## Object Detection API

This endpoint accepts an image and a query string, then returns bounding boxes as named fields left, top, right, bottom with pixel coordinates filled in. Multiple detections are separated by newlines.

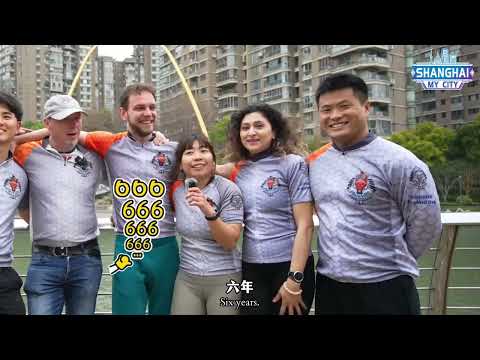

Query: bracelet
left=283, top=282, right=302, bottom=296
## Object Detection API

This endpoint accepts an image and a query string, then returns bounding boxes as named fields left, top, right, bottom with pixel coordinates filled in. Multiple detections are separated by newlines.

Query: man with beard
left=81, top=84, right=179, bottom=315
left=14, top=95, right=105, bottom=315
left=16, top=84, right=178, bottom=315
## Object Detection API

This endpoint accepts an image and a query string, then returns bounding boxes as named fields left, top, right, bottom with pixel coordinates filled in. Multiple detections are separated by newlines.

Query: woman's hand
left=272, top=279, right=307, bottom=315
left=185, top=187, right=216, bottom=217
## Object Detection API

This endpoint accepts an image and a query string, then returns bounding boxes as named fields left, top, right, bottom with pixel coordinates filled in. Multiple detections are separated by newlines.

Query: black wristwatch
left=205, top=212, right=219, bottom=221
left=288, top=271, right=304, bottom=284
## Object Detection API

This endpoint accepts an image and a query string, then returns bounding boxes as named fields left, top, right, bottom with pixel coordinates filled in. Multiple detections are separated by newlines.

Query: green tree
left=306, top=136, right=328, bottom=153
left=448, top=116, right=480, bottom=163
left=390, top=122, right=455, bottom=168
left=431, top=160, right=464, bottom=202
left=208, top=115, right=231, bottom=161
left=22, top=120, right=44, bottom=130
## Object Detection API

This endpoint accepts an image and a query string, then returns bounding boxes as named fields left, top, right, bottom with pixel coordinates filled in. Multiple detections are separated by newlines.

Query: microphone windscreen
left=184, top=177, right=198, bottom=189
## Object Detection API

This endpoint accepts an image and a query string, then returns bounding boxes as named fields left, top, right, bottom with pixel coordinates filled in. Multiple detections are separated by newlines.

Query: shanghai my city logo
left=411, top=48, right=474, bottom=90
left=346, top=171, right=376, bottom=204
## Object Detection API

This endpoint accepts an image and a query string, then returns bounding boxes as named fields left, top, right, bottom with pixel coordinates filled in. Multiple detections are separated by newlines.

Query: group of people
left=0, top=73, right=443, bottom=316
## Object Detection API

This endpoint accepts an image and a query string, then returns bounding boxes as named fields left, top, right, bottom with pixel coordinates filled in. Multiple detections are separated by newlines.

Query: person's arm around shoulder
left=216, top=162, right=235, bottom=179
left=14, top=128, right=49, bottom=146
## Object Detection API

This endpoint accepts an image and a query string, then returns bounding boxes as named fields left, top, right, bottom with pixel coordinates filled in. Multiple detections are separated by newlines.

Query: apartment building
left=0, top=45, right=98, bottom=122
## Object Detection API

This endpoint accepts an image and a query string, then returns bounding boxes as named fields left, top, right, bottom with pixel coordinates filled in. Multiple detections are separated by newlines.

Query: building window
left=422, top=101, right=436, bottom=111
left=441, top=112, right=447, bottom=118
left=302, top=63, right=312, bottom=76
left=468, top=108, right=480, bottom=115
left=303, top=95, right=313, bottom=109
left=451, top=96, right=463, bottom=104
left=251, top=79, right=261, bottom=91
left=441, top=99, right=446, bottom=105
left=451, top=110, right=464, bottom=120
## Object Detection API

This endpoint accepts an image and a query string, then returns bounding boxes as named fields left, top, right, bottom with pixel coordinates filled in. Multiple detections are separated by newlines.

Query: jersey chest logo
left=3, top=175, right=22, bottom=199
left=261, top=176, right=281, bottom=197
left=346, top=171, right=376, bottom=204
left=152, top=152, right=172, bottom=174
left=73, top=156, right=93, bottom=177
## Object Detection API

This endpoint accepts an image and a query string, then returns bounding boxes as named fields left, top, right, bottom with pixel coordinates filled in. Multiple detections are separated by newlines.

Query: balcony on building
left=330, top=45, right=391, bottom=56
left=331, top=52, right=391, bottom=74
left=368, top=119, right=392, bottom=136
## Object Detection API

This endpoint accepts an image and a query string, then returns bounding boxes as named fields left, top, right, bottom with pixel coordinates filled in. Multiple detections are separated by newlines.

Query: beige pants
left=171, top=270, right=242, bottom=315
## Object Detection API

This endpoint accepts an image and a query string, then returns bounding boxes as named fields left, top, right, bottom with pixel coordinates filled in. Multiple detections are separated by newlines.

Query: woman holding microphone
left=169, top=134, right=244, bottom=315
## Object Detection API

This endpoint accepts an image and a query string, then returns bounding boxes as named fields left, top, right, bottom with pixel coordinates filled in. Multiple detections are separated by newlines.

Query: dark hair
left=119, top=83, right=156, bottom=110
left=0, top=91, right=23, bottom=122
left=315, top=73, right=368, bottom=107
left=170, top=134, right=216, bottom=181
left=227, top=104, right=304, bottom=161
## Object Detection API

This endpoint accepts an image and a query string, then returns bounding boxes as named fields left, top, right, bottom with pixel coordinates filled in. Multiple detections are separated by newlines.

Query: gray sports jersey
left=308, top=134, right=442, bottom=283
left=14, top=139, right=105, bottom=247
left=231, top=153, right=312, bottom=263
left=84, top=132, right=177, bottom=238
left=0, top=153, right=28, bottom=267
left=172, top=176, right=243, bottom=276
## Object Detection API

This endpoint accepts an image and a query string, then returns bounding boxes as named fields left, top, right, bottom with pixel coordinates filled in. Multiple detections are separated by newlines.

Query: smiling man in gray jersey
left=308, top=74, right=442, bottom=314
left=0, top=91, right=28, bottom=315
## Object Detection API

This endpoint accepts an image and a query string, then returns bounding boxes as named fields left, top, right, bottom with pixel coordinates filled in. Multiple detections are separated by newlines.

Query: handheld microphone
left=185, top=177, right=198, bottom=189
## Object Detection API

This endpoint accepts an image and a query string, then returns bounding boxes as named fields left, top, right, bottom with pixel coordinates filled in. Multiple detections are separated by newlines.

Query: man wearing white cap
left=14, top=95, right=107, bottom=315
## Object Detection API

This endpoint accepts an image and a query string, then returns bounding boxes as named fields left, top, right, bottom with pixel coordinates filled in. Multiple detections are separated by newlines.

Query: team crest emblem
left=3, top=175, right=22, bottom=199
left=152, top=152, right=172, bottom=174
left=230, top=194, right=243, bottom=210
left=261, top=176, right=280, bottom=196
left=346, top=171, right=376, bottom=204
left=73, top=156, right=93, bottom=177
left=409, top=167, right=427, bottom=190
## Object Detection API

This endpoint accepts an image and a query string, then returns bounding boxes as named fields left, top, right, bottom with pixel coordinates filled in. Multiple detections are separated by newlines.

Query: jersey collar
left=332, top=131, right=377, bottom=152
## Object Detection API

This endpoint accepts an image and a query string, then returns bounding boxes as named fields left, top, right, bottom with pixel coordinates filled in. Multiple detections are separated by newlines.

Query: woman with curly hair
left=219, top=104, right=315, bottom=315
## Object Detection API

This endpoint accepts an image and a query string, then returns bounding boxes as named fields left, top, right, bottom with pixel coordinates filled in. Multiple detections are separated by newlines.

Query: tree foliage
left=448, top=116, right=480, bottom=163
left=208, top=115, right=231, bottom=161
left=390, top=122, right=455, bottom=168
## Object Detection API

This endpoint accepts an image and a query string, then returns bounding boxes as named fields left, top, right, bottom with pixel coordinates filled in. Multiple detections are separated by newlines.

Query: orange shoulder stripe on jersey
left=228, top=160, right=247, bottom=183
left=306, top=143, right=333, bottom=164
left=14, top=140, right=42, bottom=167
left=84, top=131, right=127, bottom=158
left=169, top=180, right=184, bottom=212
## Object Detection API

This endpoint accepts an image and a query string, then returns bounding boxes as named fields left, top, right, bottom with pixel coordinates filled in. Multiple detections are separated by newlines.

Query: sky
left=97, top=45, right=134, bottom=61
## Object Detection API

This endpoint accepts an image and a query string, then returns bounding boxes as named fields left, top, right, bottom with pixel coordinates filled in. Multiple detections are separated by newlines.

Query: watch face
left=294, top=272, right=304, bottom=282
left=290, top=271, right=304, bottom=282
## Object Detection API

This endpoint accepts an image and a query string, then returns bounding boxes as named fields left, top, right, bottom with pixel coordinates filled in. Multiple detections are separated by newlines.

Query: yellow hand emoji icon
left=116, top=254, right=133, bottom=270
left=108, top=253, right=133, bottom=275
